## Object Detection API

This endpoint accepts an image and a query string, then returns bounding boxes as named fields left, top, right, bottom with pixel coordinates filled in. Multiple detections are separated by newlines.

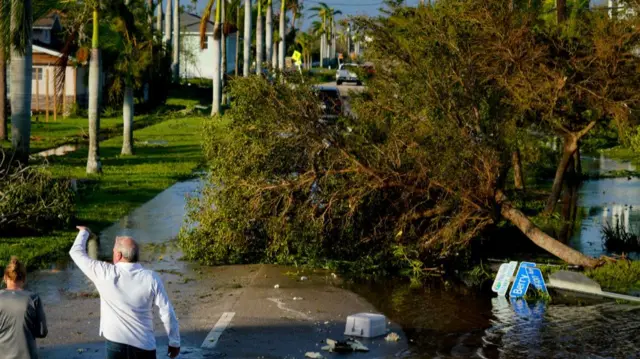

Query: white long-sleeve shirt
left=69, top=230, right=180, bottom=350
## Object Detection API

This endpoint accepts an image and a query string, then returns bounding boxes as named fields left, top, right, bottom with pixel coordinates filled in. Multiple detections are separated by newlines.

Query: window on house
left=203, top=38, right=209, bottom=50
left=32, top=67, right=44, bottom=81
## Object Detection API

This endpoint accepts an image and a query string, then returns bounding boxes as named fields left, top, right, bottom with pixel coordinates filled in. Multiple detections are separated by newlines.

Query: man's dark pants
left=106, top=340, right=156, bottom=359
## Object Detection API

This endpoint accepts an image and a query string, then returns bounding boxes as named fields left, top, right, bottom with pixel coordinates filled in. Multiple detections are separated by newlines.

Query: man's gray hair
left=115, top=236, right=139, bottom=263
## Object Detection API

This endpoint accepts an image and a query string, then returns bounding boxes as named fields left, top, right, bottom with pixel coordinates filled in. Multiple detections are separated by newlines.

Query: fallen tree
left=180, top=0, right=640, bottom=271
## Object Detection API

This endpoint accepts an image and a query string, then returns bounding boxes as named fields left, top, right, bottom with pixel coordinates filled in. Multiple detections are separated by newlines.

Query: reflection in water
left=349, top=280, right=640, bottom=359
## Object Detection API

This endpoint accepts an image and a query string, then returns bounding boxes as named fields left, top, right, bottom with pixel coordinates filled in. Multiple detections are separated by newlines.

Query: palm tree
left=272, top=28, right=278, bottom=68
left=310, top=20, right=323, bottom=68
left=0, top=0, right=7, bottom=142
left=233, top=0, right=241, bottom=75
left=295, top=32, right=313, bottom=69
left=220, top=0, right=227, bottom=104
left=256, top=0, right=263, bottom=74
left=243, top=0, right=251, bottom=76
left=201, top=0, right=222, bottom=114
left=163, top=0, right=172, bottom=46
left=328, top=7, right=341, bottom=60
left=6, top=0, right=33, bottom=163
left=309, top=2, right=329, bottom=68
left=287, top=0, right=302, bottom=29
left=278, top=0, right=285, bottom=69
left=156, top=0, right=162, bottom=38
left=87, top=1, right=103, bottom=173
left=171, top=0, right=180, bottom=82
left=265, top=0, right=272, bottom=68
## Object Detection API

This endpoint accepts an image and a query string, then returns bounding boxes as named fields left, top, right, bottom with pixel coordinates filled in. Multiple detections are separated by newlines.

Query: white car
left=336, top=64, right=362, bottom=86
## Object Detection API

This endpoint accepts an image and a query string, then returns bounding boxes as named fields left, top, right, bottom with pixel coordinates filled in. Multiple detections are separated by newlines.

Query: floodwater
left=348, top=279, right=640, bottom=359
left=570, top=154, right=640, bottom=259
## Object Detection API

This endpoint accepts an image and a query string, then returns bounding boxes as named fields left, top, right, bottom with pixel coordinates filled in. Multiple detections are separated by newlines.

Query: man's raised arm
left=69, top=226, right=113, bottom=282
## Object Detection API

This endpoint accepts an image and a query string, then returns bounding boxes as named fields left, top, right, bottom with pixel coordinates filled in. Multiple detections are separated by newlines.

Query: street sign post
left=525, top=267, right=548, bottom=293
left=492, top=261, right=518, bottom=296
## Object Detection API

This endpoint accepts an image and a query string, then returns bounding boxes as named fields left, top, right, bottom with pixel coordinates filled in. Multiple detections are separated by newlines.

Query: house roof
left=34, top=11, right=62, bottom=30
left=182, top=12, right=214, bottom=34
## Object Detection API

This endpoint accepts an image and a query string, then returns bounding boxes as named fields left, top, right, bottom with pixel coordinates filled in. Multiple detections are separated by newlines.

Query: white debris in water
left=385, top=332, right=401, bottom=342
left=331, top=273, right=338, bottom=279
left=274, top=284, right=280, bottom=289
left=293, top=297, right=304, bottom=301
left=300, top=276, right=309, bottom=281
left=305, top=352, right=324, bottom=359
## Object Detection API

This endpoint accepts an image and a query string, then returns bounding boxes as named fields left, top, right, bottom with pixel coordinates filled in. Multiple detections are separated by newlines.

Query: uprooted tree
left=180, top=0, right=640, bottom=271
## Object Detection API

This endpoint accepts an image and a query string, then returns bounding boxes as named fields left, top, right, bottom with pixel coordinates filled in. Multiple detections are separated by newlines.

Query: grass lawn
left=0, top=115, right=211, bottom=269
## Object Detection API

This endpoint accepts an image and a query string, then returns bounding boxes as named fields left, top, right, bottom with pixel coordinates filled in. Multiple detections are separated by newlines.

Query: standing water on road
left=28, top=179, right=202, bottom=303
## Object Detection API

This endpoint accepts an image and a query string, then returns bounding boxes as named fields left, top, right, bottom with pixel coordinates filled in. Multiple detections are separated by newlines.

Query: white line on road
left=201, top=312, right=236, bottom=349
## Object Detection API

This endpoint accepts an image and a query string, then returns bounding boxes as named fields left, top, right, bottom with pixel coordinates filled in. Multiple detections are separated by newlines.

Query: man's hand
left=76, top=226, right=91, bottom=234
left=167, top=346, right=180, bottom=358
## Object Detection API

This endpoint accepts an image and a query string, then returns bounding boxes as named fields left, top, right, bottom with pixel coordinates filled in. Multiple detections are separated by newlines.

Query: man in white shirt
left=70, top=226, right=180, bottom=359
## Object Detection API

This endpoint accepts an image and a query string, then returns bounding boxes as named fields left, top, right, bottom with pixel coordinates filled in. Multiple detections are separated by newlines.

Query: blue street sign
left=509, top=262, right=536, bottom=298
left=525, top=267, right=548, bottom=294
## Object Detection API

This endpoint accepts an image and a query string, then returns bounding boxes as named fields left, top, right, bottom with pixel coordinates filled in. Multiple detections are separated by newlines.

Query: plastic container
left=344, top=313, right=387, bottom=338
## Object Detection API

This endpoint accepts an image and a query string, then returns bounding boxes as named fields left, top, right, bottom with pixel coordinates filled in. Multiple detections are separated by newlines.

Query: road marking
left=201, top=312, right=235, bottom=349
left=267, top=298, right=313, bottom=320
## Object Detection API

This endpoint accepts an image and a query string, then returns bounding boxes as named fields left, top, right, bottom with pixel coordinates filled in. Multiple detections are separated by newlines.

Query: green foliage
left=629, top=126, right=640, bottom=154
left=0, top=151, right=75, bottom=237
left=586, top=260, right=640, bottom=294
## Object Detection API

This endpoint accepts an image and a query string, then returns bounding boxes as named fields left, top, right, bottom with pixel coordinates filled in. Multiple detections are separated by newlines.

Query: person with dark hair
left=0, top=256, right=48, bottom=359
left=70, top=226, right=180, bottom=359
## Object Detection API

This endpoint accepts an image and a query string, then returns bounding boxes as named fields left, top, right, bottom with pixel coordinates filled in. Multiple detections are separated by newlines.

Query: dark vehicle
left=313, top=85, right=343, bottom=120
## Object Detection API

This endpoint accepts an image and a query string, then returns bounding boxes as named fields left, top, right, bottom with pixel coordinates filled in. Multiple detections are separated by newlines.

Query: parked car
left=313, top=85, right=343, bottom=120
left=336, top=63, right=362, bottom=86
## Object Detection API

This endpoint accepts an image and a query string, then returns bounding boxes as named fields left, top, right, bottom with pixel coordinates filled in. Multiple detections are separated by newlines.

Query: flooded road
left=349, top=279, right=640, bottom=359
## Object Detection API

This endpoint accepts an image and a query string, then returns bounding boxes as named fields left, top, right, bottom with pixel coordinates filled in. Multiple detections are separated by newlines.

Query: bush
left=0, top=151, right=75, bottom=237
left=628, top=126, right=640, bottom=154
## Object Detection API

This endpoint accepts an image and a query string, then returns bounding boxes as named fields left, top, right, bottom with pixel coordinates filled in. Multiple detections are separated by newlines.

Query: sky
left=185, top=0, right=612, bottom=30
left=186, top=0, right=422, bottom=30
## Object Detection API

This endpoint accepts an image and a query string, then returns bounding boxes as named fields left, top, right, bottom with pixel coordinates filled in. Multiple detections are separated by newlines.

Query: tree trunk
left=163, top=0, right=172, bottom=47
left=243, top=0, right=252, bottom=77
left=544, top=135, right=578, bottom=214
left=171, top=0, right=180, bottom=82
left=87, top=46, right=102, bottom=174
left=272, top=41, right=278, bottom=68
left=256, top=2, right=263, bottom=75
left=121, top=85, right=134, bottom=155
left=574, top=143, right=582, bottom=177
left=496, top=190, right=600, bottom=268
left=0, top=39, right=6, bottom=141
left=320, top=34, right=324, bottom=68
left=220, top=0, right=227, bottom=105
left=235, top=5, right=240, bottom=76
left=278, top=0, right=286, bottom=70
left=266, top=1, right=273, bottom=69
left=10, top=0, right=33, bottom=163
left=212, top=2, right=222, bottom=116
left=156, top=0, right=163, bottom=39
left=512, top=149, right=524, bottom=191
left=557, top=0, right=567, bottom=23
left=147, top=0, right=154, bottom=26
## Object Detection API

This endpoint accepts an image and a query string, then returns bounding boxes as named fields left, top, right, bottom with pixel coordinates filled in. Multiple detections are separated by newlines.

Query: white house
left=179, top=12, right=238, bottom=79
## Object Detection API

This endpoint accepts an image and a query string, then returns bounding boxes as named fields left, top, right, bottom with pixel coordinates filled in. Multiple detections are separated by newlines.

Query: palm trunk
left=496, top=190, right=600, bottom=268
left=156, top=0, right=163, bottom=38
left=121, top=86, right=134, bottom=155
left=320, top=35, right=324, bottom=68
left=278, top=0, right=285, bottom=70
left=171, top=0, right=180, bottom=82
left=10, top=0, right=33, bottom=163
left=164, top=0, right=172, bottom=46
left=235, top=5, right=240, bottom=76
left=272, top=40, right=278, bottom=68
left=266, top=1, right=273, bottom=69
left=87, top=10, right=102, bottom=174
left=212, top=0, right=222, bottom=116
left=220, top=0, right=227, bottom=105
left=147, top=0, right=154, bottom=26
left=243, top=0, right=252, bottom=77
left=0, top=37, right=6, bottom=141
left=256, top=1, right=263, bottom=74
left=557, top=0, right=567, bottom=23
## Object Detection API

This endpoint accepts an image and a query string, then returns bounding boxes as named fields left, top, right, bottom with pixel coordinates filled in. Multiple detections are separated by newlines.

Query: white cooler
left=344, top=313, right=387, bottom=338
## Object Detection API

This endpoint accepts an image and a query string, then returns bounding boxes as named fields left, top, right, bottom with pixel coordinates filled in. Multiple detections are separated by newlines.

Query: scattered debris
left=321, top=338, right=369, bottom=353
left=385, top=332, right=401, bottom=342
left=293, top=297, right=304, bottom=301
left=331, top=273, right=338, bottom=279
left=305, top=352, right=324, bottom=359
left=324, top=321, right=330, bottom=325
left=274, top=284, right=280, bottom=289
left=77, top=348, right=86, bottom=354
left=300, top=276, right=309, bottom=281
